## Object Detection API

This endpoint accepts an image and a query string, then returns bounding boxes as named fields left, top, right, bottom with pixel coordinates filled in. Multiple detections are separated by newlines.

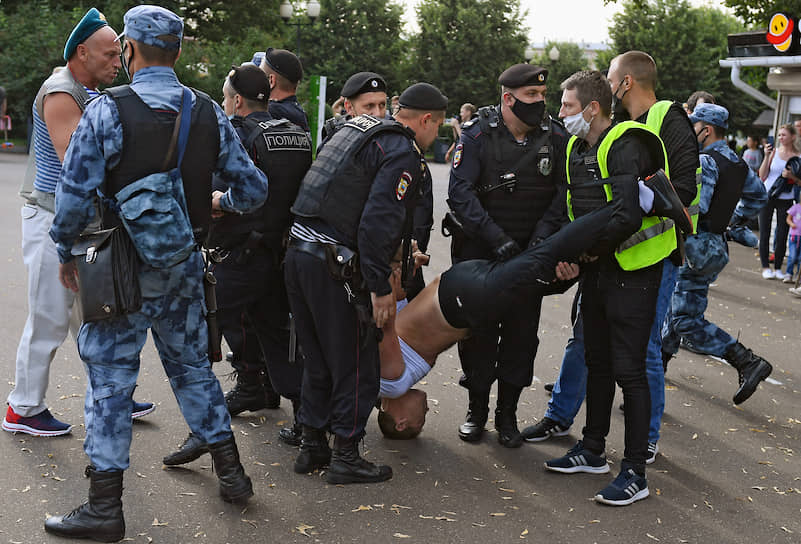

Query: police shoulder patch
left=453, top=143, right=463, bottom=168
left=396, top=171, right=412, bottom=201
left=345, top=114, right=381, bottom=132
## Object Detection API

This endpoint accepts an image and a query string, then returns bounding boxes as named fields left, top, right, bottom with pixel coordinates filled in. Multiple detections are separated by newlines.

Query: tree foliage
left=301, top=0, right=409, bottom=102
left=722, top=0, right=801, bottom=28
left=414, top=0, right=527, bottom=115
left=599, top=0, right=766, bottom=135
left=529, top=42, right=591, bottom=118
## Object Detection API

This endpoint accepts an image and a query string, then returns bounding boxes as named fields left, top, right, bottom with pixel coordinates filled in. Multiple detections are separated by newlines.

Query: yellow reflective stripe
left=645, top=100, right=673, bottom=135
left=566, top=135, right=577, bottom=221
left=618, top=217, right=675, bottom=252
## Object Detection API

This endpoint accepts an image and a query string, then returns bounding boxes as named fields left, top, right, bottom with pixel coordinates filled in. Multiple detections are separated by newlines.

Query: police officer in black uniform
left=285, top=83, right=446, bottom=485
left=321, top=71, right=388, bottom=141
left=260, top=47, right=309, bottom=132
left=447, top=64, right=568, bottom=448
left=163, top=64, right=312, bottom=465
left=322, top=72, right=434, bottom=299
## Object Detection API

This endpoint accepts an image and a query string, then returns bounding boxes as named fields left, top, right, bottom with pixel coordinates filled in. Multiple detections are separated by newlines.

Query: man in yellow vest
left=544, top=70, right=690, bottom=506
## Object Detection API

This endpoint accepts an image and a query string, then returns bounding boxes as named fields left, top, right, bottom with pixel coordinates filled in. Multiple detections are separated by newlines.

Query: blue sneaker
left=545, top=440, right=610, bottom=474
left=2, top=406, right=72, bottom=437
left=132, top=400, right=155, bottom=419
left=595, top=468, right=650, bottom=506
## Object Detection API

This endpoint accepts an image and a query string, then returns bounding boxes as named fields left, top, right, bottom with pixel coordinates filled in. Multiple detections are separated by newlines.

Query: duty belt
left=287, top=237, right=328, bottom=261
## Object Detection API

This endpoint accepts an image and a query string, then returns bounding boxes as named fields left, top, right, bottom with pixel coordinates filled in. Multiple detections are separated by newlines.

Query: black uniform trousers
left=580, top=258, right=661, bottom=474
left=283, top=247, right=380, bottom=438
left=455, top=240, right=542, bottom=392
left=213, top=246, right=302, bottom=402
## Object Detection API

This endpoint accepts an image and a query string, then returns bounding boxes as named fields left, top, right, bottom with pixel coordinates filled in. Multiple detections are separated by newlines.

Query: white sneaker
left=763, top=269, right=775, bottom=279
left=789, top=286, right=801, bottom=298
left=782, top=273, right=794, bottom=283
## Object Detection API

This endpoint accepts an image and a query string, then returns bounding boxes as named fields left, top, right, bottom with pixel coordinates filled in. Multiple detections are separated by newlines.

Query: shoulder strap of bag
left=160, top=87, right=193, bottom=171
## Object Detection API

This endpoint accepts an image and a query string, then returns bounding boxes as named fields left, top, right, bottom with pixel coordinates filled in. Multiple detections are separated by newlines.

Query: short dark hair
left=614, top=51, right=657, bottom=91
left=377, top=409, right=422, bottom=440
left=561, top=70, right=612, bottom=117
left=132, top=39, right=179, bottom=66
left=686, top=91, right=715, bottom=112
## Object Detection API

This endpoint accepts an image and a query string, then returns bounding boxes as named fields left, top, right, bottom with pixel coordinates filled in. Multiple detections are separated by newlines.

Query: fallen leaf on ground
left=490, top=512, right=506, bottom=517
left=352, top=505, right=373, bottom=512
left=296, top=523, right=314, bottom=537
left=151, top=519, right=168, bottom=527
left=393, top=533, right=411, bottom=538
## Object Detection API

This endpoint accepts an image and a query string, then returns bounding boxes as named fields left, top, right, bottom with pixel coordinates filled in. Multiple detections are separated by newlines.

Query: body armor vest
left=104, top=86, right=219, bottom=239
left=212, top=116, right=311, bottom=248
left=292, top=114, right=416, bottom=244
left=474, top=105, right=559, bottom=244
left=566, top=121, right=676, bottom=271
left=701, top=149, right=748, bottom=234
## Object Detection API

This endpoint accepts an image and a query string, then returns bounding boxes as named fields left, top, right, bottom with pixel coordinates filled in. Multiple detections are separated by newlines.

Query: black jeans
left=581, top=259, right=661, bottom=475
left=759, top=198, right=793, bottom=270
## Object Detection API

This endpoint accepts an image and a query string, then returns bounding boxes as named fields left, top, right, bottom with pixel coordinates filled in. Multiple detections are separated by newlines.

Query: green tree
left=598, top=0, right=765, bottom=134
left=301, top=0, right=409, bottom=102
left=529, top=42, right=591, bottom=118
left=414, top=0, right=527, bottom=115
left=722, top=0, right=801, bottom=28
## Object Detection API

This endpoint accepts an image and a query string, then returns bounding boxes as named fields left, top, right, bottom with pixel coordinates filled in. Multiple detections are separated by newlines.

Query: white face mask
left=564, top=105, right=593, bottom=139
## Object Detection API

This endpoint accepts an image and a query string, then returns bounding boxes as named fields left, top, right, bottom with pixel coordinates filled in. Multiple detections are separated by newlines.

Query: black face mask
left=695, top=126, right=709, bottom=150
left=611, top=79, right=628, bottom=120
left=121, top=42, right=133, bottom=82
left=511, top=95, right=546, bottom=127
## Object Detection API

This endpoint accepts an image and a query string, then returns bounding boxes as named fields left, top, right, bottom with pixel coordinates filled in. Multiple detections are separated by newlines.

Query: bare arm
left=758, top=146, right=774, bottom=181
left=43, top=92, right=84, bottom=162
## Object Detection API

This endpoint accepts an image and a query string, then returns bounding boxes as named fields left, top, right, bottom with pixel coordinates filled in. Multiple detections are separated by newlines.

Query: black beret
left=264, top=48, right=303, bottom=84
left=398, top=82, right=448, bottom=111
left=498, top=64, right=548, bottom=88
left=341, top=72, right=386, bottom=98
left=228, top=64, right=270, bottom=102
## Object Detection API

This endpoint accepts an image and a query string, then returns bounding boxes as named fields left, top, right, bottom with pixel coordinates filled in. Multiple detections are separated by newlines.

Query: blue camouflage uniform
left=661, top=140, right=766, bottom=358
left=50, top=66, right=268, bottom=472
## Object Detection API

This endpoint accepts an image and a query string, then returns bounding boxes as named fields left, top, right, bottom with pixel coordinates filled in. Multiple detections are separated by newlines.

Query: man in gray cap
left=286, top=82, right=446, bottom=485
left=4, top=7, right=155, bottom=441
left=446, top=63, right=569, bottom=448
left=260, top=47, right=309, bottom=131
left=662, top=103, right=771, bottom=404
left=45, top=5, right=267, bottom=541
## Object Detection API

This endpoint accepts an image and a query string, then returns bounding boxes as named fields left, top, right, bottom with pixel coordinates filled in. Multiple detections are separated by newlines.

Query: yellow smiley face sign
left=767, top=13, right=795, bottom=52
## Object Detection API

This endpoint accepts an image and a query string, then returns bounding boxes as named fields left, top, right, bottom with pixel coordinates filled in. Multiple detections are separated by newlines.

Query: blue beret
left=63, top=8, right=109, bottom=61
left=689, top=103, right=729, bottom=129
left=122, top=5, right=183, bottom=50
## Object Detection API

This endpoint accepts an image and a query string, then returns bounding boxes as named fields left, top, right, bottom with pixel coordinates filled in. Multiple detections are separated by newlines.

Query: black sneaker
left=545, top=440, right=610, bottom=474
left=521, top=417, right=570, bottom=442
left=595, top=468, right=649, bottom=506
left=646, top=442, right=658, bottom=465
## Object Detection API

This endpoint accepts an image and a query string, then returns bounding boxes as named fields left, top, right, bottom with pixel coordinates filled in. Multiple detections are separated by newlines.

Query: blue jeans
left=78, top=294, right=232, bottom=471
left=545, top=260, right=673, bottom=443
left=786, top=235, right=801, bottom=277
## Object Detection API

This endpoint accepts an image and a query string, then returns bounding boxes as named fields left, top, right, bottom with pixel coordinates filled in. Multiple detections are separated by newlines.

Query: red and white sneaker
left=2, top=406, right=72, bottom=436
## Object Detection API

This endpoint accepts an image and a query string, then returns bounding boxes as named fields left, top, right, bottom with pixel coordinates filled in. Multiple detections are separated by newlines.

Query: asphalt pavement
left=0, top=152, right=798, bottom=544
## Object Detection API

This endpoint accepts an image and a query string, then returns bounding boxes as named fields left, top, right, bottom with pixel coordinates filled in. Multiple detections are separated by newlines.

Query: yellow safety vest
left=645, top=100, right=701, bottom=233
left=566, top=121, right=676, bottom=271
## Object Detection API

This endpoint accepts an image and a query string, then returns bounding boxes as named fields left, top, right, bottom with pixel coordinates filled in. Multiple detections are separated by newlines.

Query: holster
left=203, top=269, right=222, bottom=362
left=442, top=207, right=466, bottom=261
left=234, top=230, right=264, bottom=265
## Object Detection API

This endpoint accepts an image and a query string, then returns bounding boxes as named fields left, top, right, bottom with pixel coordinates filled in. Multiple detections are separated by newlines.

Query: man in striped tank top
left=3, top=8, right=153, bottom=438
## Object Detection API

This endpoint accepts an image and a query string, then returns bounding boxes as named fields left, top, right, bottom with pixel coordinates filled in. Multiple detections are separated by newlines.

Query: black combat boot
left=207, top=437, right=253, bottom=503
left=225, top=372, right=267, bottom=415
left=325, top=434, right=393, bottom=485
left=644, top=169, right=694, bottom=235
left=458, top=389, right=490, bottom=442
left=279, top=399, right=302, bottom=446
left=263, top=377, right=281, bottom=409
left=724, top=342, right=773, bottom=405
left=162, top=432, right=209, bottom=466
left=495, top=381, right=524, bottom=448
left=294, top=425, right=331, bottom=473
left=44, top=466, right=125, bottom=542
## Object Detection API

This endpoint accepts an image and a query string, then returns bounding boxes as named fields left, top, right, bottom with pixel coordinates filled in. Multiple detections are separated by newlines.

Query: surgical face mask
left=511, top=95, right=546, bottom=127
left=611, top=79, right=628, bottom=119
left=564, top=105, right=593, bottom=139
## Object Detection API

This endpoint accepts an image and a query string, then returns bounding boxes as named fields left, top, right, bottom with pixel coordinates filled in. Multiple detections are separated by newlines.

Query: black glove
left=493, top=237, right=521, bottom=262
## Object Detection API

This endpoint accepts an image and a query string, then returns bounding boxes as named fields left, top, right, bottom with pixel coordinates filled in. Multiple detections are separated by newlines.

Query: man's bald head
left=610, top=50, right=657, bottom=92
left=72, top=26, right=121, bottom=87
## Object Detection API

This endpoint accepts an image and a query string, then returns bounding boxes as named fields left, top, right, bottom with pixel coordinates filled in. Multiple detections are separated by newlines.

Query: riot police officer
left=447, top=64, right=568, bottom=448
left=163, top=64, right=312, bottom=465
left=260, top=47, right=309, bottom=131
left=322, top=71, right=388, bottom=141
left=285, top=83, right=446, bottom=485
